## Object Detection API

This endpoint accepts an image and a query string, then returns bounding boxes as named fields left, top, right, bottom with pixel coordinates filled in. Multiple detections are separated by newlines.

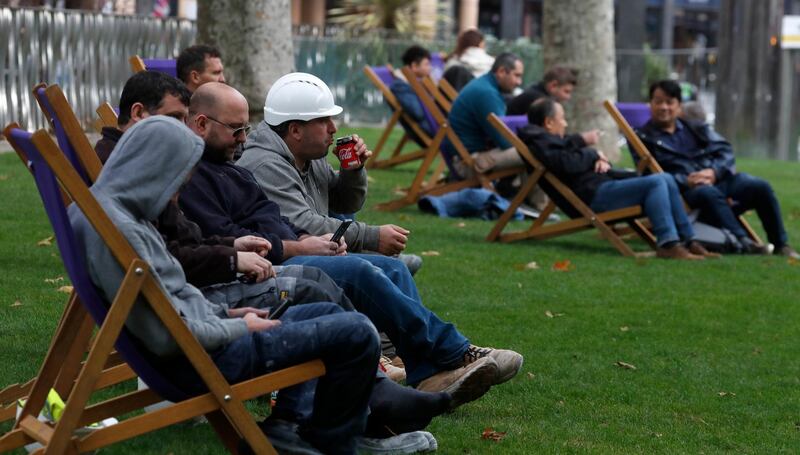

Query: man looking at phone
left=179, top=82, right=524, bottom=410
left=237, top=72, right=422, bottom=274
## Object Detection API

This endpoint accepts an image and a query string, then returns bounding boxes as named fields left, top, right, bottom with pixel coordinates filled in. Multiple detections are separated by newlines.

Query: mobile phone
left=330, top=219, right=353, bottom=243
left=268, top=298, right=294, bottom=320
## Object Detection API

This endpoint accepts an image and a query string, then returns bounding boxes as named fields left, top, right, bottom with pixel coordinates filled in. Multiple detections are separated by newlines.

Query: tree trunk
left=542, top=0, right=619, bottom=160
left=198, top=0, right=294, bottom=122
left=716, top=0, right=784, bottom=159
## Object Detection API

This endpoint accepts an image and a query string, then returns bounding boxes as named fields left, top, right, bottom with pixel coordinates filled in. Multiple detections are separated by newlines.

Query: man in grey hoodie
left=237, top=72, right=422, bottom=274
left=68, top=115, right=381, bottom=454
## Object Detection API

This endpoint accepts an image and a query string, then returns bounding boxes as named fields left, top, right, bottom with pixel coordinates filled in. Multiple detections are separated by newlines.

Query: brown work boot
left=379, top=355, right=406, bottom=383
left=416, top=357, right=498, bottom=410
left=462, top=345, right=524, bottom=385
left=687, top=241, right=722, bottom=259
left=656, top=243, right=704, bottom=260
left=776, top=244, right=800, bottom=260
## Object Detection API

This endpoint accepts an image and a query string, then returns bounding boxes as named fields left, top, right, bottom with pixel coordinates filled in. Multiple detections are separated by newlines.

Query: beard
left=202, top=142, right=234, bottom=163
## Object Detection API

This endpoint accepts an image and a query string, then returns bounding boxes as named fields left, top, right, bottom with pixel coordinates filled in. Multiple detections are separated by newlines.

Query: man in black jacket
left=636, top=80, right=798, bottom=258
left=519, top=98, right=718, bottom=260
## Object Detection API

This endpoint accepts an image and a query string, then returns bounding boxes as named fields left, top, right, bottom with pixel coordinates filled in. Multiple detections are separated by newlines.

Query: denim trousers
left=683, top=172, right=787, bottom=247
left=285, top=253, right=469, bottom=385
left=166, top=302, right=380, bottom=455
left=590, top=173, right=694, bottom=247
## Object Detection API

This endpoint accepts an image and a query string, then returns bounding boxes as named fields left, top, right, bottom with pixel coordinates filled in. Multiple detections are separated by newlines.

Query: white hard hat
left=264, top=72, right=343, bottom=125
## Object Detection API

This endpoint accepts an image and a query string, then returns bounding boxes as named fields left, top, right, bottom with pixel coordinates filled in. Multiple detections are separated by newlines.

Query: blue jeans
left=164, top=303, right=380, bottom=455
left=684, top=172, right=788, bottom=247
left=590, top=173, right=694, bottom=247
left=285, top=254, right=469, bottom=385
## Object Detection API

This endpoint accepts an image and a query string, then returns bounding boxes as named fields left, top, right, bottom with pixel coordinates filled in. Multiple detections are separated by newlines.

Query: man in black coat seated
left=517, top=98, right=718, bottom=260
left=635, top=79, right=799, bottom=259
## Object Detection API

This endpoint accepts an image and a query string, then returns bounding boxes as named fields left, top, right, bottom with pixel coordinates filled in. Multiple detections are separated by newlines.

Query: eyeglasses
left=204, top=114, right=251, bottom=138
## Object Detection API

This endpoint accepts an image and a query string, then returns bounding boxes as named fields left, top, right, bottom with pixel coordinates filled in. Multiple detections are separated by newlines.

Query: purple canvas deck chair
left=129, top=55, right=177, bottom=78
left=0, top=127, right=324, bottom=454
left=363, top=64, right=432, bottom=169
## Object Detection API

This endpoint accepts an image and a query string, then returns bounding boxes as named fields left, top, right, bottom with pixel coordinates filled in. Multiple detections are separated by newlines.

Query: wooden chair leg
left=487, top=168, right=544, bottom=242
left=628, top=219, right=657, bottom=249
left=207, top=410, right=245, bottom=454
left=367, top=110, right=401, bottom=169
left=389, top=134, right=408, bottom=159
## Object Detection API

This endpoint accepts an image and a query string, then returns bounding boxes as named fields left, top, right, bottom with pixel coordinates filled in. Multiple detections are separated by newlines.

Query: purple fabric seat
left=499, top=115, right=528, bottom=134
left=371, top=65, right=395, bottom=87
left=616, top=102, right=651, bottom=128
left=143, top=58, right=177, bottom=78
left=9, top=128, right=190, bottom=403
left=429, top=52, right=444, bottom=81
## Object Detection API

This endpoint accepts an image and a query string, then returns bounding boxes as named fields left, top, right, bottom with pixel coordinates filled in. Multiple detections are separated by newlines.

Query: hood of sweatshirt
left=96, top=116, right=204, bottom=221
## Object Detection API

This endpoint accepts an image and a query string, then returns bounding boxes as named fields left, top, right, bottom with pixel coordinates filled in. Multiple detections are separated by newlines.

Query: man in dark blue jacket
left=635, top=80, right=798, bottom=258
left=389, top=45, right=435, bottom=141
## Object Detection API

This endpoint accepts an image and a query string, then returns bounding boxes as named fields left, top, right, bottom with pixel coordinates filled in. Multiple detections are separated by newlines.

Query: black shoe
left=738, top=237, right=770, bottom=255
left=239, top=418, right=322, bottom=455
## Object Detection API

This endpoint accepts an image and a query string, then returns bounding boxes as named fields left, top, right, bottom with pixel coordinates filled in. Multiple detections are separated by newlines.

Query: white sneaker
left=358, top=430, right=436, bottom=453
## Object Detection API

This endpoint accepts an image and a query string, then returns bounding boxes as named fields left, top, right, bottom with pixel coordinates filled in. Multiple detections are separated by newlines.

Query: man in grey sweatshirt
left=68, top=115, right=380, bottom=454
left=237, top=72, right=422, bottom=274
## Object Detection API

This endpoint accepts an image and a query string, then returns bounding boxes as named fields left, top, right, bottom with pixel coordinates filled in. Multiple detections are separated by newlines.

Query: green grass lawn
left=1, top=126, right=799, bottom=454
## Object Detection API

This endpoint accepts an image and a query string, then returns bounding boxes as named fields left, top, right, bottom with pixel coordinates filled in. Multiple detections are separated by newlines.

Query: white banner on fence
left=781, top=16, right=800, bottom=49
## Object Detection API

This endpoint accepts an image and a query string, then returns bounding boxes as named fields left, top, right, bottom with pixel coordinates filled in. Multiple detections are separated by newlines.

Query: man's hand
left=687, top=168, right=716, bottom=188
left=234, top=235, right=271, bottom=256
left=237, top=252, right=275, bottom=282
left=228, top=307, right=270, bottom=318
left=299, top=234, right=340, bottom=256
left=243, top=311, right=281, bottom=332
left=594, top=159, right=611, bottom=173
left=581, top=129, right=602, bottom=146
left=351, top=134, right=373, bottom=167
left=378, top=224, right=409, bottom=256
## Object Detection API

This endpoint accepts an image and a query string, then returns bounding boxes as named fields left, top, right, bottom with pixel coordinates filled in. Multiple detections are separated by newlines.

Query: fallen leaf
left=57, top=285, right=74, bottom=294
left=788, top=257, right=799, bottom=266
left=551, top=259, right=575, bottom=272
left=0, top=174, right=8, bottom=181
left=652, top=432, right=663, bottom=438
left=545, top=310, right=564, bottom=318
left=527, top=372, right=535, bottom=379
left=455, top=222, right=466, bottom=228
left=398, top=214, right=412, bottom=221
left=37, top=235, right=54, bottom=247
left=421, top=251, right=440, bottom=256
left=481, top=427, right=507, bottom=442
left=366, top=176, right=375, bottom=183
left=514, top=261, right=540, bottom=271
left=392, top=187, right=407, bottom=196
left=517, top=282, right=522, bottom=289
left=615, top=361, right=637, bottom=370
left=752, top=347, right=762, bottom=355
left=44, top=276, right=64, bottom=284
left=620, top=326, right=630, bottom=332
left=718, top=391, right=736, bottom=397
left=11, top=300, right=22, bottom=307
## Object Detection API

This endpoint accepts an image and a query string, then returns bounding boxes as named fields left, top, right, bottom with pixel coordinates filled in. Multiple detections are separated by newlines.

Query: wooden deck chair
left=0, top=127, right=325, bottom=454
left=96, top=102, right=118, bottom=129
left=0, top=123, right=133, bottom=426
left=603, top=100, right=764, bottom=245
left=375, top=66, right=525, bottom=211
left=129, top=55, right=178, bottom=77
left=363, top=65, right=432, bottom=169
left=32, top=83, right=103, bottom=184
left=484, top=113, right=656, bottom=257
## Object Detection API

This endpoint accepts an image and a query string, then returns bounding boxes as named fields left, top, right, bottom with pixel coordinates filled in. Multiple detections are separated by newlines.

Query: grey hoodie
left=237, top=121, right=380, bottom=252
left=69, top=116, right=248, bottom=357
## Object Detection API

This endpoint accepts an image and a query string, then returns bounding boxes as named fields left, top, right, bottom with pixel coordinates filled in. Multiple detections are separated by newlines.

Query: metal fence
left=1, top=7, right=195, bottom=130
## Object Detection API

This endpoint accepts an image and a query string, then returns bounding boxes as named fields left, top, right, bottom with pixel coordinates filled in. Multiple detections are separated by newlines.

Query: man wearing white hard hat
left=237, top=72, right=422, bottom=275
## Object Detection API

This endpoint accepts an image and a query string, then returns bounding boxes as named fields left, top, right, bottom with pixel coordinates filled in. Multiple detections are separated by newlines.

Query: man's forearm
left=281, top=240, right=303, bottom=260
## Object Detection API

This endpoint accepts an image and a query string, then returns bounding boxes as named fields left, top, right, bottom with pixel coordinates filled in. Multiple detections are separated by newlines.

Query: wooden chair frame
left=363, top=64, right=432, bottom=169
left=95, top=102, right=118, bottom=129
left=375, top=66, right=525, bottom=211
left=0, top=128, right=324, bottom=454
left=0, top=121, right=133, bottom=426
left=603, top=100, right=763, bottom=245
left=129, top=55, right=146, bottom=73
left=484, top=113, right=656, bottom=257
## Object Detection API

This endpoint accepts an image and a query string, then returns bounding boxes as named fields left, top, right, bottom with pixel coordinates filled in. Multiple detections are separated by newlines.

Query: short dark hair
left=177, top=44, right=222, bottom=84
left=649, top=79, right=682, bottom=102
left=527, top=97, right=558, bottom=127
left=491, top=52, right=521, bottom=73
left=401, top=45, right=431, bottom=66
left=543, top=66, right=578, bottom=86
left=117, top=71, right=191, bottom=126
left=268, top=119, right=309, bottom=139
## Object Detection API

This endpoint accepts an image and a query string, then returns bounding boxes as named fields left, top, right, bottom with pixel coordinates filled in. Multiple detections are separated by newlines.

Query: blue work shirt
left=443, top=73, right=512, bottom=158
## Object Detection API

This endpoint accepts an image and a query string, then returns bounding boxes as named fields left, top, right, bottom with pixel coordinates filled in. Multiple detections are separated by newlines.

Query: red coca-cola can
left=335, top=136, right=361, bottom=170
